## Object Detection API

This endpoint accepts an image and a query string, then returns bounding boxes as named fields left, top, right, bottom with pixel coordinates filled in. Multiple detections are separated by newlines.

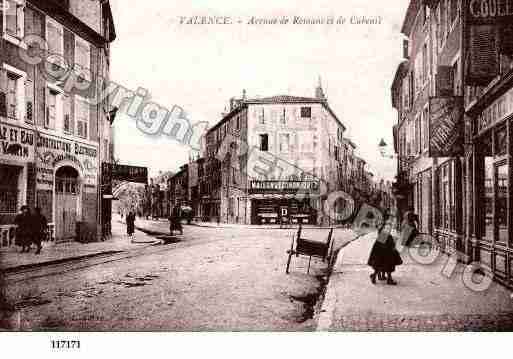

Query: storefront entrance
left=55, top=166, right=80, bottom=241
left=251, top=198, right=316, bottom=225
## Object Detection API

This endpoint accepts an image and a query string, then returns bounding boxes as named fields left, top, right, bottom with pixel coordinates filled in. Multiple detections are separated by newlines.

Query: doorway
left=55, top=166, right=80, bottom=241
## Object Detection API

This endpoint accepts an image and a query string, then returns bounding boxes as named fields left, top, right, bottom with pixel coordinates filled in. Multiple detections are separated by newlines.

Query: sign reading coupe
left=468, top=0, right=513, bottom=23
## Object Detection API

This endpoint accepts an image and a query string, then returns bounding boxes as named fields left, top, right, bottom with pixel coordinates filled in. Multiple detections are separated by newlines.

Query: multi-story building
left=392, top=0, right=513, bottom=288
left=0, top=0, right=116, bottom=245
left=199, top=85, right=356, bottom=225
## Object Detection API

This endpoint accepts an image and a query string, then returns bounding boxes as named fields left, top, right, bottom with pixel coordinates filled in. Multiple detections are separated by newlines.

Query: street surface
left=319, top=232, right=513, bottom=331
left=2, top=220, right=354, bottom=331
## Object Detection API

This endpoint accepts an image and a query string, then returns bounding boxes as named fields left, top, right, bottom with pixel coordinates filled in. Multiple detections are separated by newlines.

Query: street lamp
left=378, top=138, right=414, bottom=165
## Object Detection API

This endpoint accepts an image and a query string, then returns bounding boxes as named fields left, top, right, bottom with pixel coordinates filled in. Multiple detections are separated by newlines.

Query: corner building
left=0, top=0, right=116, bottom=245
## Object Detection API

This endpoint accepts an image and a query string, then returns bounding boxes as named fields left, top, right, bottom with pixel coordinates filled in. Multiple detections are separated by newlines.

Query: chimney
left=315, top=76, right=326, bottom=100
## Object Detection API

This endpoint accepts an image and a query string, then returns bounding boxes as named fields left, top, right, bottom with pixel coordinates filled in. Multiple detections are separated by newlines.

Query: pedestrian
left=401, top=209, right=419, bottom=247
left=171, top=205, right=183, bottom=235
left=14, top=206, right=32, bottom=253
left=126, top=210, right=135, bottom=239
left=32, top=207, right=47, bottom=255
left=368, top=211, right=403, bottom=285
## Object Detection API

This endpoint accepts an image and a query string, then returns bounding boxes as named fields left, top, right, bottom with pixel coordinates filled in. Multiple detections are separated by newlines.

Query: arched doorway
left=55, top=166, right=80, bottom=241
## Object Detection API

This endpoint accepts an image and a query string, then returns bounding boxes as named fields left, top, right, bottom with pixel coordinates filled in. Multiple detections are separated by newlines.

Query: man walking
left=32, top=207, right=47, bottom=255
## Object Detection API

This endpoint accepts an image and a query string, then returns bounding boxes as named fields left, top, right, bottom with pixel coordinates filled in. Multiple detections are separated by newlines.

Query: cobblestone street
left=2, top=222, right=354, bottom=331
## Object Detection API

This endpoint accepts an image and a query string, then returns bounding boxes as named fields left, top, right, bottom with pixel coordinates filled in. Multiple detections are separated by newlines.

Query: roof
left=209, top=94, right=346, bottom=133
left=343, top=138, right=357, bottom=149
left=400, top=0, right=421, bottom=36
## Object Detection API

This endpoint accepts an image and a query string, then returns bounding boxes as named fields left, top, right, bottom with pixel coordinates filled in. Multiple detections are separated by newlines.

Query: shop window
left=437, top=161, right=455, bottom=231
left=0, top=165, right=20, bottom=214
left=496, top=164, right=508, bottom=243
left=495, top=127, right=507, bottom=156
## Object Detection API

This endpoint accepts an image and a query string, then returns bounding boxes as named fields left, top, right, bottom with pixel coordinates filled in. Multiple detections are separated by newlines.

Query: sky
left=109, top=0, right=410, bottom=180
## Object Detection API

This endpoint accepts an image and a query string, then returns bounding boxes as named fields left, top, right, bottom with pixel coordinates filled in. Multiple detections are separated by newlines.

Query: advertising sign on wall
left=0, top=123, right=35, bottom=163
left=429, top=97, right=464, bottom=158
left=36, top=134, right=98, bottom=190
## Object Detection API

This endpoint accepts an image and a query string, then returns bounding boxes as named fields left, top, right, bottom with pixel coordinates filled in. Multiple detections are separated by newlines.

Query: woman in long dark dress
left=368, top=213, right=403, bottom=285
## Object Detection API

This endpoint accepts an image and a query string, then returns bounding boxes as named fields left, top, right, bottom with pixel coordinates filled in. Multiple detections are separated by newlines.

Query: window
left=259, top=108, right=265, bottom=124
left=46, top=17, right=64, bottom=55
left=422, top=43, right=428, bottom=85
left=452, top=59, right=460, bottom=95
left=76, top=97, right=89, bottom=138
left=75, top=36, right=91, bottom=81
left=280, top=108, right=286, bottom=124
left=4, top=65, right=26, bottom=121
left=422, top=106, right=429, bottom=151
left=279, top=133, right=290, bottom=152
left=301, top=107, right=311, bottom=119
left=3, top=0, right=24, bottom=40
left=259, top=134, right=269, bottom=151
left=46, top=89, right=57, bottom=128
left=6, top=72, right=19, bottom=119
left=437, top=161, right=455, bottom=231
left=449, top=0, right=458, bottom=26
left=236, top=115, right=240, bottom=130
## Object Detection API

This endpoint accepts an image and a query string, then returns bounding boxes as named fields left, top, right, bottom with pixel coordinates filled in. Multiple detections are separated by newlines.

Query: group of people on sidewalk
left=14, top=206, right=48, bottom=255
left=367, top=209, right=419, bottom=286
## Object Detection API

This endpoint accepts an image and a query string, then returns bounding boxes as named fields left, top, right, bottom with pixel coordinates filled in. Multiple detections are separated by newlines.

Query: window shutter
left=436, top=66, right=454, bottom=96
left=467, top=25, right=499, bottom=86
left=0, top=70, right=7, bottom=117
left=64, top=95, right=73, bottom=134
left=25, top=79, right=33, bottom=122
left=500, top=24, right=513, bottom=56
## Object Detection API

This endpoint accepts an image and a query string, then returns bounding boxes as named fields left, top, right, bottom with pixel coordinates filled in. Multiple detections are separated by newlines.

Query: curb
left=1, top=250, right=124, bottom=274
left=316, top=231, right=373, bottom=331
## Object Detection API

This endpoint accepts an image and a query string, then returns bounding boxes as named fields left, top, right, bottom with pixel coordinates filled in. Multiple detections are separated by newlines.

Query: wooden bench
left=285, top=225, right=334, bottom=274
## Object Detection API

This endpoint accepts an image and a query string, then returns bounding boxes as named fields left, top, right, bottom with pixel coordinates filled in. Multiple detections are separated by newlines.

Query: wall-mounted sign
left=429, top=96, right=464, bottom=157
left=466, top=1, right=513, bottom=85
left=111, top=164, right=148, bottom=184
left=477, top=85, right=513, bottom=133
left=0, top=123, right=35, bottom=163
left=249, top=180, right=320, bottom=194
left=467, top=0, right=513, bottom=24
left=36, top=133, right=98, bottom=190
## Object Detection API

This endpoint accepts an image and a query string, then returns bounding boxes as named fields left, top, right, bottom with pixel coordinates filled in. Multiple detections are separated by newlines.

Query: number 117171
left=51, top=340, right=80, bottom=349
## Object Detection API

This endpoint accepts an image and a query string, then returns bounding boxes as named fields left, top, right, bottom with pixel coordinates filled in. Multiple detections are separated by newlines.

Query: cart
left=285, top=225, right=335, bottom=274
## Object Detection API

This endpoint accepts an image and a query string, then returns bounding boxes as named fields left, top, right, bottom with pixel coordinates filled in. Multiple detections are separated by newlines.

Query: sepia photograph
left=1, top=0, right=513, bottom=351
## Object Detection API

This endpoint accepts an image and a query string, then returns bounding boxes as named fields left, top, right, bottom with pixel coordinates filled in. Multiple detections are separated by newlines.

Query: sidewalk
left=189, top=221, right=348, bottom=230
left=0, top=220, right=156, bottom=272
left=317, top=231, right=513, bottom=331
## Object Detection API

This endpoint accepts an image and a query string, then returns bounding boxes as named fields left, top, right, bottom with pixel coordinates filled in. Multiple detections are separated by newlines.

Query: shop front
left=248, top=180, right=320, bottom=225
left=468, top=78, right=513, bottom=289
left=0, top=121, right=36, bottom=248
left=35, top=133, right=99, bottom=242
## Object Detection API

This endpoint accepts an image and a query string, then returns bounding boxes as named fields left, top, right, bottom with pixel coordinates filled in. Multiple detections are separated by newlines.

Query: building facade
left=169, top=85, right=373, bottom=225
left=0, top=0, right=116, bottom=245
left=392, top=0, right=513, bottom=288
